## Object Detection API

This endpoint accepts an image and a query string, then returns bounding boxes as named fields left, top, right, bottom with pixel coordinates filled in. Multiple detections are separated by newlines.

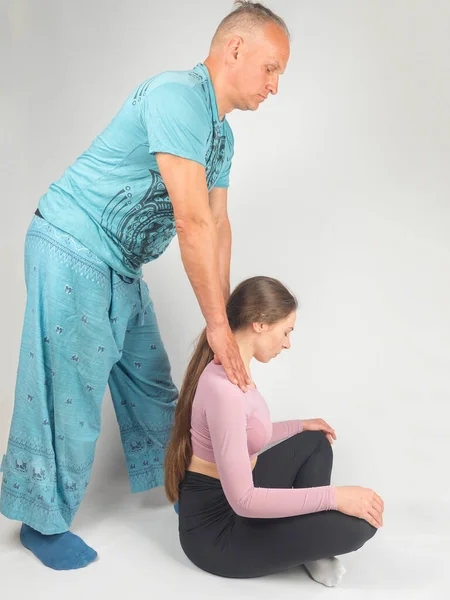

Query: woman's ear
left=252, top=321, right=265, bottom=334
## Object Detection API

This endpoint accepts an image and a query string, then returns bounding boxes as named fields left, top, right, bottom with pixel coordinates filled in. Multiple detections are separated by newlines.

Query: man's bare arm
left=156, top=153, right=249, bottom=390
left=209, top=186, right=231, bottom=302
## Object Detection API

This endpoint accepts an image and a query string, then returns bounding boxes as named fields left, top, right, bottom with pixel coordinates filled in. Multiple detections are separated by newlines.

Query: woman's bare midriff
left=187, top=454, right=258, bottom=479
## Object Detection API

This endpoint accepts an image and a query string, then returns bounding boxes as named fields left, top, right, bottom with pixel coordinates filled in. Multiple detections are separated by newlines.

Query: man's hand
left=206, top=323, right=251, bottom=392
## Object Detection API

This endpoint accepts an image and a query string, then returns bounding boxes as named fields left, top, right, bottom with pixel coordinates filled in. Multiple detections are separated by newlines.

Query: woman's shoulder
left=197, top=361, right=259, bottom=400
left=192, top=361, right=230, bottom=412
left=198, top=360, right=231, bottom=389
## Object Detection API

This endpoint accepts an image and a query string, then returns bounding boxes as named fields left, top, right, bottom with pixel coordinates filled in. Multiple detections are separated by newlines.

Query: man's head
left=205, top=1, right=290, bottom=113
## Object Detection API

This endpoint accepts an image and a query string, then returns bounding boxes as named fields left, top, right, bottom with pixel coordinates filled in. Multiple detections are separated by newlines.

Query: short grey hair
left=211, top=1, right=290, bottom=47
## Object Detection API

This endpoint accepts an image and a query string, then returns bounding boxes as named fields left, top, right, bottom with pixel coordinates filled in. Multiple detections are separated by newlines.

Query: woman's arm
left=270, top=419, right=304, bottom=444
left=204, top=381, right=336, bottom=519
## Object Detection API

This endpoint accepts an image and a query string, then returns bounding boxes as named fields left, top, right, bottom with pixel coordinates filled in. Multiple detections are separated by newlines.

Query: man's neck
left=203, top=57, right=233, bottom=121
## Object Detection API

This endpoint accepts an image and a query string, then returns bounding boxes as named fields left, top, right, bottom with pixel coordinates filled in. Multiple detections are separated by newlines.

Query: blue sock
left=20, top=524, right=97, bottom=570
left=173, top=500, right=179, bottom=515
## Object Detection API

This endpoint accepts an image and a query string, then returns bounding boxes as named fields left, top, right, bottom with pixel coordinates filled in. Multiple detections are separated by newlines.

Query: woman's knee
left=360, top=518, right=378, bottom=545
left=296, top=429, right=330, bottom=447
left=347, top=516, right=378, bottom=553
left=293, top=430, right=333, bottom=465
left=302, top=430, right=333, bottom=458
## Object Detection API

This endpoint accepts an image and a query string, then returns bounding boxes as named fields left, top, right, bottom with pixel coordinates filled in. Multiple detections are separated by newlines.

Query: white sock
left=303, top=557, right=346, bottom=587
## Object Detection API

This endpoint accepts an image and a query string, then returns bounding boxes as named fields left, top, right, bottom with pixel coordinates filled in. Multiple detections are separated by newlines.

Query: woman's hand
left=302, top=418, right=337, bottom=445
left=335, top=486, right=384, bottom=528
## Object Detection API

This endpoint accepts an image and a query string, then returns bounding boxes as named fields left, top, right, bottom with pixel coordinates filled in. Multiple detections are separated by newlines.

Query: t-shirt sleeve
left=141, top=83, right=208, bottom=166
left=204, top=381, right=337, bottom=519
left=213, top=122, right=234, bottom=188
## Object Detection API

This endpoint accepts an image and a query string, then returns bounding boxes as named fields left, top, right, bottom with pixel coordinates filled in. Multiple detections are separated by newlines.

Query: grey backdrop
left=1, top=1, right=449, bottom=597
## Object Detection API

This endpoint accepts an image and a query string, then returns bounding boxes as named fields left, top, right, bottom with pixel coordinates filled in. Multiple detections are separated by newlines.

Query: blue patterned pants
left=0, top=216, right=178, bottom=533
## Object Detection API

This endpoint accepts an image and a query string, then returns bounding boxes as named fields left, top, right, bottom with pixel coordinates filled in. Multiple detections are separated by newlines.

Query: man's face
left=229, top=22, right=290, bottom=111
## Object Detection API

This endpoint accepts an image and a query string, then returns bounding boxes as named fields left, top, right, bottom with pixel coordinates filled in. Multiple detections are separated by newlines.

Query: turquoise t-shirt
left=38, top=63, right=234, bottom=278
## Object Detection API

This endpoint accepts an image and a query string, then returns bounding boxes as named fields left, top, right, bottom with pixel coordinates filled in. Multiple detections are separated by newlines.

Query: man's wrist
left=206, top=314, right=229, bottom=330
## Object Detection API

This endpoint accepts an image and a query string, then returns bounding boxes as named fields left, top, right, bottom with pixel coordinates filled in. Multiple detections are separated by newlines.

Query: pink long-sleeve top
left=190, top=360, right=337, bottom=518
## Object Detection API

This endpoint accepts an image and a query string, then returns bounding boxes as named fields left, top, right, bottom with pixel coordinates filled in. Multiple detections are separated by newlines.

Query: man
left=0, top=1, right=290, bottom=570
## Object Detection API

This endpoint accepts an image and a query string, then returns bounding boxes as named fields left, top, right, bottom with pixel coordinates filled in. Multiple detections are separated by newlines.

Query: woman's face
left=253, top=310, right=296, bottom=363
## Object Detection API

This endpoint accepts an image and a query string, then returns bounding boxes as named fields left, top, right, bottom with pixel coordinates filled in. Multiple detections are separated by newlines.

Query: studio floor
left=0, top=476, right=447, bottom=600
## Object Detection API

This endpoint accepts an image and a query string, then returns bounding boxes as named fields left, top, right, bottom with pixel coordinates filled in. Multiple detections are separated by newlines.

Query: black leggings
left=178, top=431, right=377, bottom=578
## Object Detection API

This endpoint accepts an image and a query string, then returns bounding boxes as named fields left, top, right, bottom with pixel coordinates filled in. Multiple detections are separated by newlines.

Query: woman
left=165, top=276, right=383, bottom=584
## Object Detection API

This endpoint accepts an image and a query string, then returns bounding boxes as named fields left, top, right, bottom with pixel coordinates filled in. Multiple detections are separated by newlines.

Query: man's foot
left=20, top=524, right=97, bottom=570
